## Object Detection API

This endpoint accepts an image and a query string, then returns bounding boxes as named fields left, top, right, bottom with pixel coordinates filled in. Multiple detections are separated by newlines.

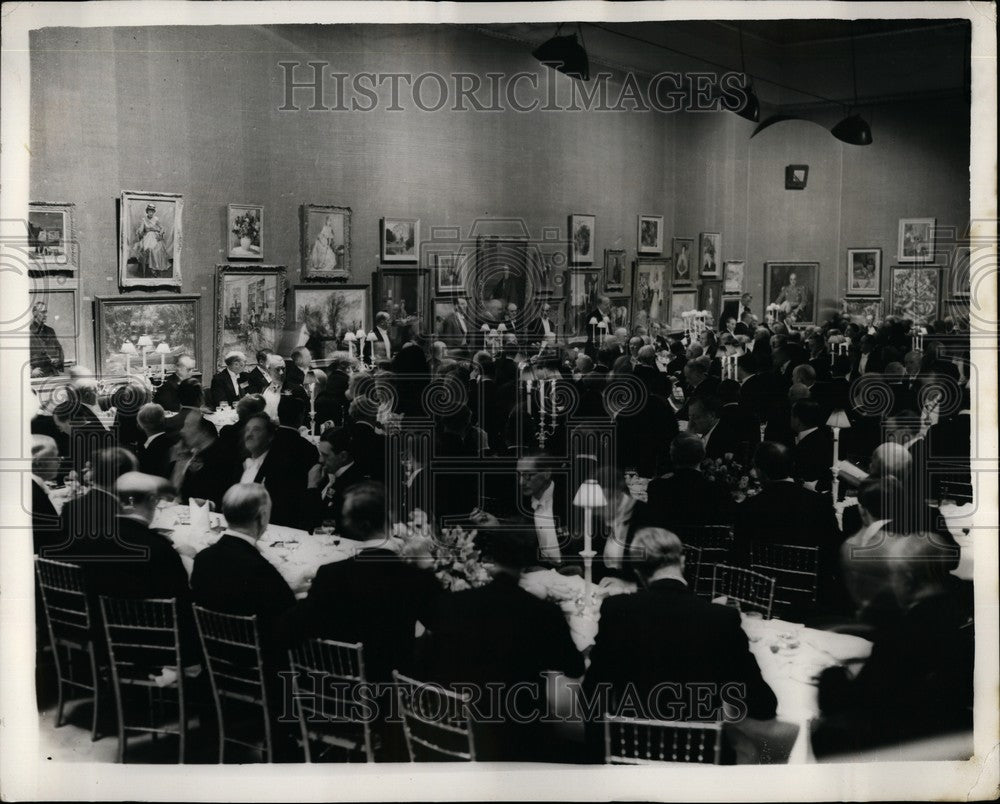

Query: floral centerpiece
left=395, top=510, right=490, bottom=591
left=699, top=455, right=762, bottom=503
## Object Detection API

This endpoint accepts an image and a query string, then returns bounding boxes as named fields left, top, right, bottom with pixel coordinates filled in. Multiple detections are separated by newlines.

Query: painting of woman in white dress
left=302, top=204, right=351, bottom=280
left=119, top=192, right=182, bottom=287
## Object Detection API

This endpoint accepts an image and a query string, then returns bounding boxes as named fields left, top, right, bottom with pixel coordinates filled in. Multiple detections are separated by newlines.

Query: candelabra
left=304, top=371, right=318, bottom=434
left=522, top=377, right=559, bottom=449
left=480, top=325, right=503, bottom=357
left=721, top=353, right=739, bottom=380
left=681, top=310, right=710, bottom=340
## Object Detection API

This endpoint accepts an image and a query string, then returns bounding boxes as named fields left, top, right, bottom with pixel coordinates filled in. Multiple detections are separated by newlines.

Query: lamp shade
left=826, top=409, right=852, bottom=430
left=751, top=114, right=800, bottom=138
left=588, top=317, right=598, bottom=326
left=496, top=323, right=507, bottom=333
left=573, top=478, right=607, bottom=509
left=355, top=328, right=365, bottom=340
left=831, top=114, right=873, bottom=146
left=154, top=341, right=171, bottom=354
left=120, top=340, right=138, bottom=355
left=532, top=33, right=590, bottom=81
left=481, top=324, right=491, bottom=332
left=136, top=335, right=154, bottom=349
left=366, top=331, right=377, bottom=342
left=344, top=331, right=356, bottom=342
left=597, top=320, right=608, bottom=329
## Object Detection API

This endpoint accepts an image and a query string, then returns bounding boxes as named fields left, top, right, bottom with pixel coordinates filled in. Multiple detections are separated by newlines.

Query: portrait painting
left=890, top=266, right=941, bottom=325
left=28, top=287, right=78, bottom=368
left=898, top=218, right=935, bottom=262
left=227, top=204, right=263, bottom=260
left=302, top=204, right=351, bottom=280
left=119, top=191, right=182, bottom=288
left=671, top=237, right=695, bottom=284
left=604, top=249, right=626, bottom=293
left=699, top=232, right=721, bottom=277
left=375, top=268, right=427, bottom=344
left=432, top=298, right=464, bottom=336
left=608, top=295, right=630, bottom=331
left=632, top=258, right=668, bottom=329
left=435, top=253, right=465, bottom=294
left=475, top=237, right=531, bottom=319
left=723, top=260, right=745, bottom=294
left=765, top=262, right=819, bottom=326
left=638, top=215, right=663, bottom=255
left=293, top=284, right=369, bottom=359
left=720, top=297, right=741, bottom=331
left=568, top=269, right=603, bottom=337
left=28, top=202, right=77, bottom=273
left=841, top=298, right=884, bottom=326
left=381, top=217, right=420, bottom=263
left=698, top=280, right=723, bottom=324
left=847, top=248, right=881, bottom=296
left=668, top=289, right=698, bottom=332
left=215, top=266, right=286, bottom=368
left=569, top=213, right=595, bottom=265
left=94, top=295, right=200, bottom=377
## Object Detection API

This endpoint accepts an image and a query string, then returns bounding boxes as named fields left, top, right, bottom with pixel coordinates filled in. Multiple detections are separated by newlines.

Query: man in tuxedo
left=284, top=347, right=311, bottom=388
left=209, top=351, right=251, bottom=409
left=245, top=349, right=273, bottom=394
left=791, top=399, right=834, bottom=492
left=525, top=301, right=558, bottom=343
left=31, top=435, right=62, bottom=556
left=737, top=353, right=776, bottom=426
left=29, top=300, right=65, bottom=377
left=612, top=337, right=642, bottom=374
left=302, top=426, right=369, bottom=532
left=172, top=411, right=233, bottom=507
left=734, top=312, right=753, bottom=336
left=584, top=528, right=776, bottom=758
left=362, top=312, right=393, bottom=364
left=424, top=528, right=584, bottom=762
left=678, top=356, right=720, bottom=417
left=260, top=353, right=308, bottom=421
left=154, top=354, right=196, bottom=412
left=217, top=394, right=266, bottom=454
left=234, top=413, right=299, bottom=528
left=718, top=379, right=761, bottom=462
left=736, top=292, right=754, bottom=323
left=440, top=297, right=472, bottom=353
left=135, top=403, right=179, bottom=480
left=273, top=395, right=319, bottom=489
left=688, top=395, right=743, bottom=461
left=664, top=340, right=688, bottom=378
left=632, top=345, right=670, bottom=400
left=640, top=433, right=731, bottom=532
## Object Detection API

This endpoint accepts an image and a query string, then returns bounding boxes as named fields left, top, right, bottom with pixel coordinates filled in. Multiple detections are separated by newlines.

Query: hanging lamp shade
left=533, top=32, right=590, bottom=81
left=734, top=79, right=760, bottom=122
left=831, top=114, right=873, bottom=145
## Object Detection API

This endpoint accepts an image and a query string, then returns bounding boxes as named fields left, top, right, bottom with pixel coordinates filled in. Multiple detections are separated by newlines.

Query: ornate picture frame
left=846, top=247, right=882, bottom=296
left=638, top=215, right=664, bottom=255
left=227, top=204, right=263, bottom=260
left=119, top=191, right=183, bottom=288
left=28, top=202, right=78, bottom=275
left=381, top=217, right=420, bottom=263
left=215, top=265, right=287, bottom=369
left=292, top=284, right=370, bottom=359
left=569, top=213, right=596, bottom=265
left=301, top=204, right=351, bottom=281
left=94, top=294, right=201, bottom=377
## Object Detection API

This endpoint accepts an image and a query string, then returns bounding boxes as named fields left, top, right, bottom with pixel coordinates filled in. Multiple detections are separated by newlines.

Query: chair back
left=711, top=564, right=776, bottom=618
left=676, top=525, right=733, bottom=596
left=750, top=542, right=819, bottom=619
left=938, top=479, right=973, bottom=505
left=681, top=544, right=703, bottom=593
left=392, top=670, right=475, bottom=761
left=36, top=558, right=93, bottom=646
left=288, top=639, right=373, bottom=761
left=604, top=715, right=723, bottom=764
left=193, top=605, right=272, bottom=761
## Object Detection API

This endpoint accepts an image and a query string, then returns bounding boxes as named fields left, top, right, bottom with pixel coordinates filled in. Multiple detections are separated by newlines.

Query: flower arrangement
left=395, top=510, right=490, bottom=592
left=699, top=455, right=762, bottom=503
left=231, top=212, right=260, bottom=245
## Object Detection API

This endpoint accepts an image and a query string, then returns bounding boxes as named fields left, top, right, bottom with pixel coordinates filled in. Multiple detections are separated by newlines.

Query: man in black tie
left=273, top=396, right=319, bottom=490
left=639, top=433, right=731, bottom=532
left=245, top=349, right=273, bottom=394
left=209, top=350, right=250, bottom=409
left=303, top=426, right=369, bottom=532
left=135, top=403, right=179, bottom=480
left=233, top=413, right=299, bottom=528
left=526, top=301, right=558, bottom=343
left=31, top=435, right=62, bottom=556
left=173, top=411, right=234, bottom=507
left=791, top=399, right=834, bottom=492
left=440, top=297, right=472, bottom=353
left=154, top=354, right=197, bottom=412
left=362, top=312, right=393, bottom=364
left=688, top=394, right=743, bottom=460
left=284, top=346, right=311, bottom=388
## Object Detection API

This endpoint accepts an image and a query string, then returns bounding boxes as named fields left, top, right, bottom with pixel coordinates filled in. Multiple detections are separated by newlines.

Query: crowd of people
left=29, top=308, right=975, bottom=762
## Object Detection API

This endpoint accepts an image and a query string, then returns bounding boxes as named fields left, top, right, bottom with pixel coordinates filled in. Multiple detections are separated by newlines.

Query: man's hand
left=306, top=462, right=325, bottom=489
left=469, top=508, right=500, bottom=528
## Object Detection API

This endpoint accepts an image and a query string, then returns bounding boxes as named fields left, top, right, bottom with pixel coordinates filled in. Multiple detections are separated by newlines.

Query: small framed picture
left=604, top=249, right=627, bottom=292
left=671, top=237, right=695, bottom=284
left=119, top=191, right=183, bottom=288
left=28, top=202, right=77, bottom=274
left=381, top=217, right=420, bottom=263
left=699, top=233, right=721, bottom=277
left=723, top=260, right=745, bottom=294
left=638, top=214, right=664, bottom=254
left=435, top=253, right=466, bottom=294
left=846, top=248, right=882, bottom=296
left=569, top=213, right=596, bottom=264
left=302, top=204, right=351, bottom=281
left=898, top=218, right=936, bottom=262
left=667, top=289, right=698, bottom=332
left=785, top=164, right=809, bottom=190
left=227, top=204, right=263, bottom=260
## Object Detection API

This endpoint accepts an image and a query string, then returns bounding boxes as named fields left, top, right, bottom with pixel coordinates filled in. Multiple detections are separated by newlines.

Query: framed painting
left=699, top=232, right=721, bottom=277
left=94, top=294, right=201, bottom=377
left=28, top=287, right=78, bottom=370
left=215, top=265, right=286, bottom=369
left=667, top=289, right=698, bottom=333
left=698, top=280, right=723, bottom=325
left=569, top=213, right=596, bottom=265
left=785, top=164, right=809, bottom=190
left=28, top=202, right=77, bottom=274
left=435, top=252, right=466, bottom=294
left=475, top=236, right=531, bottom=318
left=841, top=298, right=884, bottom=326
left=890, top=265, right=941, bottom=325
left=604, top=249, right=627, bottom=293
left=432, top=297, right=465, bottom=337
left=632, top=258, right=669, bottom=330
left=119, top=191, right=183, bottom=288
left=227, top=204, right=263, bottom=260
left=638, top=215, right=663, bottom=255
left=765, top=262, right=819, bottom=326
left=723, top=260, right=745, bottom=294
left=898, top=218, right=935, bottom=262
left=293, top=284, right=369, bottom=359
left=381, top=217, right=420, bottom=263
left=671, top=237, right=695, bottom=284
left=301, top=204, right=351, bottom=281
left=374, top=268, right=428, bottom=344
left=608, top=295, right=631, bottom=332
left=567, top=269, right=603, bottom=338
left=846, top=248, right=881, bottom=296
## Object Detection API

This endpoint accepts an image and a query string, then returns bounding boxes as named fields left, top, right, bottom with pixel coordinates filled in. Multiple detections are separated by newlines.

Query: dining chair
left=35, top=557, right=108, bottom=740
left=604, top=715, right=723, bottom=764
left=749, top=542, right=819, bottom=620
left=287, top=638, right=373, bottom=762
left=711, top=564, right=776, bottom=618
left=676, top=525, right=733, bottom=596
left=193, top=605, right=272, bottom=762
left=681, top=543, right=703, bottom=594
left=392, top=670, right=476, bottom=761
left=99, top=596, right=186, bottom=763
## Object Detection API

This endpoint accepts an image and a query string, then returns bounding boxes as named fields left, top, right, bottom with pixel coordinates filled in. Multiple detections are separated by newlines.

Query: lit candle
left=549, top=378, right=556, bottom=416
left=539, top=377, right=545, bottom=416
left=525, top=379, right=533, bottom=415
left=597, top=320, right=608, bottom=347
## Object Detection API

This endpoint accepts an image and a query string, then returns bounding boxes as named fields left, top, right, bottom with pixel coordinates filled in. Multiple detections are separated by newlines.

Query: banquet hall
left=19, top=12, right=986, bottom=770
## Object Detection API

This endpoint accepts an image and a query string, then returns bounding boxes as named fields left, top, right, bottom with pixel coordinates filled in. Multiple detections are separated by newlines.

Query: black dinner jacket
left=209, top=368, right=250, bottom=409
left=641, top=467, right=732, bottom=531
left=792, top=427, right=834, bottom=491
left=284, top=360, right=305, bottom=387
left=32, top=478, right=62, bottom=556
left=245, top=366, right=270, bottom=395
left=54, top=487, right=146, bottom=562
left=283, top=548, right=442, bottom=680
left=633, top=363, right=671, bottom=400
left=179, top=439, right=236, bottom=508
left=239, top=447, right=304, bottom=529
left=584, top=578, right=777, bottom=721
left=272, top=426, right=319, bottom=488
left=302, top=461, right=370, bottom=533
left=739, top=371, right=780, bottom=424
left=702, top=416, right=745, bottom=461
left=154, top=373, right=183, bottom=412
left=719, top=402, right=762, bottom=460
left=136, top=431, right=180, bottom=480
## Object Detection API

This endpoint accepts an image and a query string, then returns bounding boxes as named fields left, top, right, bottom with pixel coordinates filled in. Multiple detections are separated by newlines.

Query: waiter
left=29, top=301, right=65, bottom=377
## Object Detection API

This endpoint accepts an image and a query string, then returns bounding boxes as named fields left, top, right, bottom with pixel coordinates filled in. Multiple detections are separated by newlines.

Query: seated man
left=639, top=432, right=731, bottom=532
left=584, top=528, right=776, bottom=759
left=209, top=350, right=250, bottom=410
left=235, top=412, right=301, bottom=528
left=302, top=426, right=369, bottom=533
left=790, top=398, right=834, bottom=492
left=31, top=434, right=62, bottom=557
left=135, top=403, right=179, bottom=480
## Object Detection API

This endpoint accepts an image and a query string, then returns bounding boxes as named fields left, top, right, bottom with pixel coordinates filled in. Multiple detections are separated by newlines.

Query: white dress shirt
left=240, top=450, right=269, bottom=484
left=227, top=369, right=242, bottom=397
left=322, top=461, right=356, bottom=499
left=144, top=431, right=165, bottom=449
left=376, top=327, right=392, bottom=360
left=795, top=426, right=818, bottom=445
left=701, top=420, right=719, bottom=447
left=540, top=317, right=554, bottom=336
left=531, top=481, right=561, bottom=563
left=262, top=382, right=282, bottom=420
left=603, top=492, right=635, bottom=570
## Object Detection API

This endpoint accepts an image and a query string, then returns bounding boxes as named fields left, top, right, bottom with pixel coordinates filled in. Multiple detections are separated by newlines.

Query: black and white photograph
left=0, top=4, right=995, bottom=803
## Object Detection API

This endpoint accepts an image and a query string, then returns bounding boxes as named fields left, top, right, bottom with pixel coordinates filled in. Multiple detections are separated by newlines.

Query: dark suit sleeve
left=538, top=599, right=585, bottom=678
left=722, top=607, right=777, bottom=720
left=582, top=596, right=624, bottom=697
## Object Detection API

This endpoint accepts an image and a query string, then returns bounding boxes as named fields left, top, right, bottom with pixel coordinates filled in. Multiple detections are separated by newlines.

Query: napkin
left=189, top=499, right=212, bottom=533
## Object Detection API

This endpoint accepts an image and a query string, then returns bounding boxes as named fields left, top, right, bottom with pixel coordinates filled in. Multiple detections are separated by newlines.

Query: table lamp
left=121, top=340, right=138, bottom=376
left=573, top=478, right=608, bottom=600
left=154, top=341, right=171, bottom=379
left=826, top=409, right=852, bottom=502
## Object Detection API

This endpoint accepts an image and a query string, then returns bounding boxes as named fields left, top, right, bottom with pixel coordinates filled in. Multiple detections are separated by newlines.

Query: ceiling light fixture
left=533, top=23, right=591, bottom=81
left=831, top=33, right=873, bottom=145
